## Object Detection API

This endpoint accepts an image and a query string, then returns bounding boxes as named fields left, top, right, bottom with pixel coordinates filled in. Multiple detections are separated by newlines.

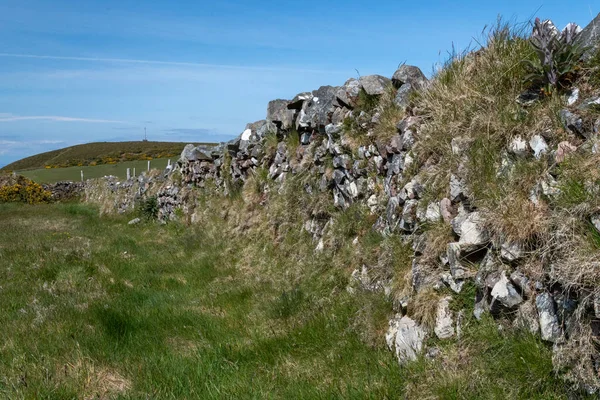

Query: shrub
left=137, top=195, right=159, bottom=221
left=0, top=175, right=51, bottom=204
left=523, top=18, right=586, bottom=93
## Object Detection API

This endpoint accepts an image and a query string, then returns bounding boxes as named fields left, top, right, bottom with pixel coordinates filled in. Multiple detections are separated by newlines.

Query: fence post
left=127, top=168, right=131, bottom=180
left=81, top=170, right=84, bottom=182
left=147, top=160, right=150, bottom=171
left=168, top=159, right=171, bottom=168
left=133, top=167, right=136, bottom=178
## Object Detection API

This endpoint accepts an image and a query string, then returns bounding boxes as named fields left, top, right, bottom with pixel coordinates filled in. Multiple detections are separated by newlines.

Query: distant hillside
left=1, top=141, right=216, bottom=172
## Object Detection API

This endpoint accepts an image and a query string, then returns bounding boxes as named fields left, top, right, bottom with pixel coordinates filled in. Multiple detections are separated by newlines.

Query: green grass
left=1, top=141, right=215, bottom=172
left=0, top=203, right=404, bottom=398
left=19, top=158, right=172, bottom=183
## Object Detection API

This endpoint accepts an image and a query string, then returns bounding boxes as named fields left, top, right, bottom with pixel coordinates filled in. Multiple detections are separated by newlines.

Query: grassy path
left=0, top=203, right=403, bottom=399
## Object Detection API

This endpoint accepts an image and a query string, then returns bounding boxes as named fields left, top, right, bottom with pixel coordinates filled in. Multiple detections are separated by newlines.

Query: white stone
left=241, top=128, right=252, bottom=141
left=425, top=202, right=441, bottom=223
left=536, top=293, right=563, bottom=343
left=567, top=87, right=579, bottom=106
left=508, top=136, right=529, bottom=157
left=458, top=212, right=489, bottom=251
left=529, top=135, right=548, bottom=159
left=434, top=296, right=455, bottom=339
left=386, top=315, right=426, bottom=364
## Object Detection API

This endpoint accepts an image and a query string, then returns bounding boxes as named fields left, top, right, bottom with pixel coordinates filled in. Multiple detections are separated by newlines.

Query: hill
left=1, top=141, right=216, bottom=172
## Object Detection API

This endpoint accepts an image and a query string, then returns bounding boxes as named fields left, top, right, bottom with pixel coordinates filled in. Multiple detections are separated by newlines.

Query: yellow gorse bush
left=0, top=176, right=52, bottom=204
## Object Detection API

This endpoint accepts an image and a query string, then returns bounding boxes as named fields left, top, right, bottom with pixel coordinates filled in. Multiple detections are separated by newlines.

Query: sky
left=0, top=0, right=598, bottom=167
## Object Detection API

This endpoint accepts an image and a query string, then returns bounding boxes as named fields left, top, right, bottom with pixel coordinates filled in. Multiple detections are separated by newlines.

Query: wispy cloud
left=0, top=53, right=345, bottom=74
left=0, top=139, right=66, bottom=155
left=0, top=113, right=126, bottom=123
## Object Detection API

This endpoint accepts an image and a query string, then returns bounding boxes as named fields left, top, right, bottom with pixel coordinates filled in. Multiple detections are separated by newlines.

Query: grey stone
left=180, top=144, right=213, bottom=162
left=434, top=296, right=455, bottom=339
left=441, top=272, right=465, bottom=293
left=474, top=292, right=489, bottom=320
left=424, top=202, right=441, bottom=223
left=510, top=270, right=532, bottom=298
left=577, top=12, right=600, bottom=60
left=447, top=242, right=468, bottom=279
left=267, top=99, right=295, bottom=129
left=559, top=109, right=586, bottom=138
left=399, top=200, right=418, bottom=232
left=393, top=83, right=413, bottom=108
left=500, top=240, right=525, bottom=262
left=359, top=74, right=392, bottom=96
left=449, top=174, right=466, bottom=203
left=385, top=315, right=426, bottom=364
left=392, top=65, right=428, bottom=90
left=514, top=301, right=540, bottom=334
left=451, top=137, right=471, bottom=156
left=536, top=293, right=563, bottom=343
left=128, top=218, right=141, bottom=225
left=287, top=92, right=312, bottom=110
left=491, top=271, right=523, bottom=308
left=336, top=78, right=361, bottom=108
left=474, top=251, right=499, bottom=289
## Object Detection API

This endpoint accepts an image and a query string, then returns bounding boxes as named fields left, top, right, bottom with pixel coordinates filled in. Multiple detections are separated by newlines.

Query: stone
left=535, top=293, right=563, bottom=343
left=559, top=109, right=586, bottom=138
left=510, top=270, right=532, bottom=298
left=591, top=215, right=600, bottom=234
left=567, top=87, right=580, bottom=106
left=399, top=200, right=419, bottom=232
left=434, top=297, right=455, bottom=339
left=359, top=75, right=392, bottom=96
left=474, top=291, right=489, bottom=320
left=287, top=92, right=312, bottom=110
left=555, top=141, right=577, bottom=163
left=128, top=218, right=141, bottom=225
left=391, top=65, right=428, bottom=90
left=441, top=273, right=465, bottom=293
left=180, top=144, right=213, bottom=162
left=529, top=135, right=548, bottom=159
left=457, top=212, right=489, bottom=252
left=451, top=137, right=471, bottom=156
left=474, top=251, right=499, bottom=289
left=267, top=99, right=295, bottom=129
left=447, top=242, right=467, bottom=279
left=439, top=198, right=454, bottom=223
left=449, top=174, right=466, bottom=203
left=299, top=85, right=339, bottom=131
left=385, top=315, right=426, bottom=364
left=508, top=136, right=529, bottom=157
left=500, top=240, right=525, bottom=262
left=491, top=271, right=523, bottom=308
left=393, top=83, right=414, bottom=108
left=577, top=12, right=600, bottom=60
left=579, top=96, right=600, bottom=111
left=336, top=78, right=361, bottom=108
left=425, top=202, right=441, bottom=223
left=514, top=301, right=540, bottom=334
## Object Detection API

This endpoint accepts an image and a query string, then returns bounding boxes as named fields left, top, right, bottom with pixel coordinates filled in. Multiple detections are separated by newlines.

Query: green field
left=20, top=158, right=173, bottom=183
left=1, top=141, right=213, bottom=172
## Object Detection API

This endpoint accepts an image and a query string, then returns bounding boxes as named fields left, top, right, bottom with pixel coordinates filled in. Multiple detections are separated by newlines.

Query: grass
left=19, top=158, right=172, bottom=183
left=1, top=141, right=215, bottom=172
left=0, top=202, right=404, bottom=398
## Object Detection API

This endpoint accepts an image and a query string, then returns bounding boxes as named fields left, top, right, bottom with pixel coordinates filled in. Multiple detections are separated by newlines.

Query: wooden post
left=81, top=170, right=84, bottom=182
left=147, top=160, right=150, bottom=171
left=127, top=168, right=131, bottom=180
left=168, top=159, right=171, bottom=168
left=133, top=167, right=136, bottom=177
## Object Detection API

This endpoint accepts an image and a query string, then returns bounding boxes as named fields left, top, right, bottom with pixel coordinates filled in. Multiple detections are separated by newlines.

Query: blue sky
left=0, top=0, right=597, bottom=167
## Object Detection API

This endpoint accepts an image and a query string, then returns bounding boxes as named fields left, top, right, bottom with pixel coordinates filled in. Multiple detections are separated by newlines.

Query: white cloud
left=0, top=53, right=345, bottom=74
left=0, top=114, right=126, bottom=123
